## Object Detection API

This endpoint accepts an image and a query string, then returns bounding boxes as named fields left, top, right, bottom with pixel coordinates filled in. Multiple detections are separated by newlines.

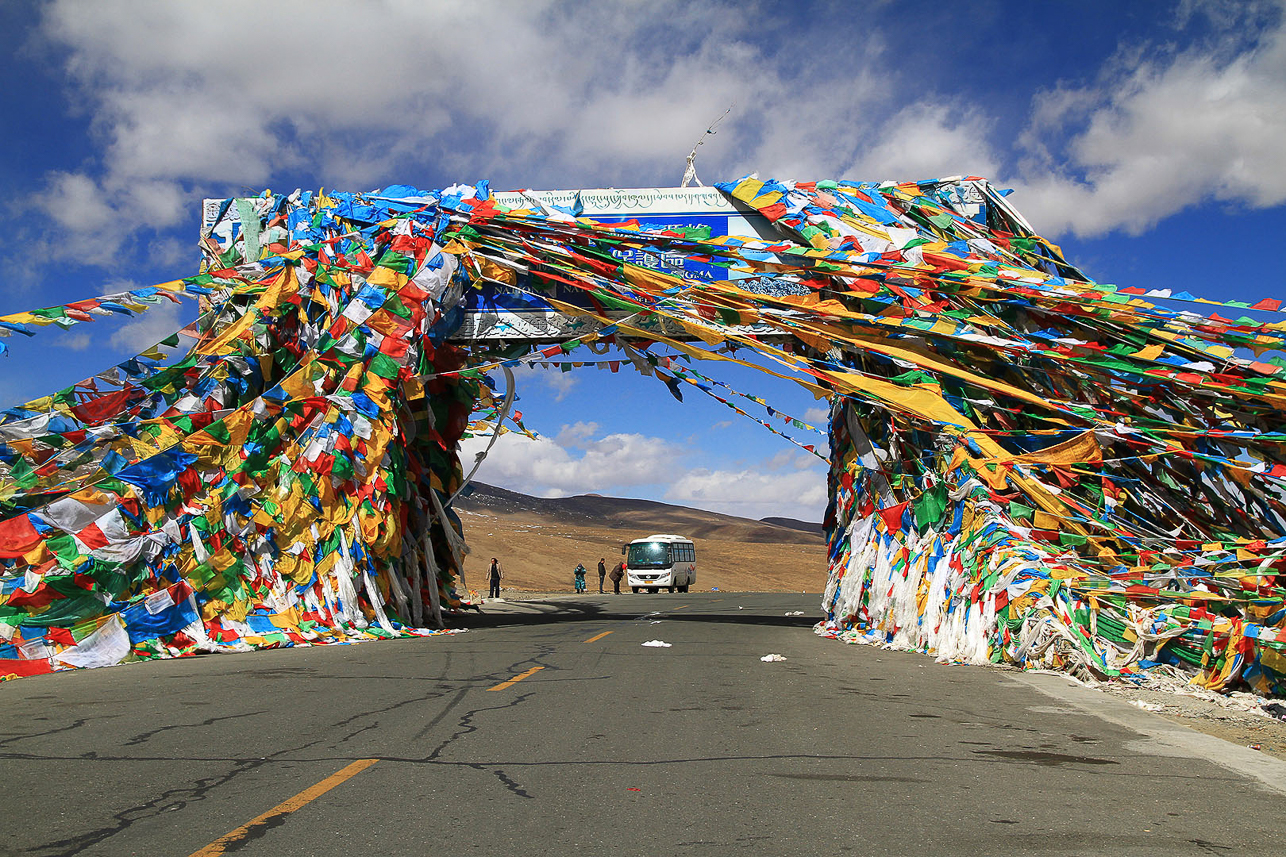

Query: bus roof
left=629, top=534, right=693, bottom=544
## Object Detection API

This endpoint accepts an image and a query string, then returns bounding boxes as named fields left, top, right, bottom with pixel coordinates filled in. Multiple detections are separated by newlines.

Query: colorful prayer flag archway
left=2, top=176, right=1284, bottom=700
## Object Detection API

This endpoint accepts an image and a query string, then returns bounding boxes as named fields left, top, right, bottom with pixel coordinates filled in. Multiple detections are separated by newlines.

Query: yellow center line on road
left=673, top=605, right=690, bottom=610
left=487, top=665, right=544, bottom=691
left=583, top=631, right=614, bottom=643
left=188, top=758, right=378, bottom=856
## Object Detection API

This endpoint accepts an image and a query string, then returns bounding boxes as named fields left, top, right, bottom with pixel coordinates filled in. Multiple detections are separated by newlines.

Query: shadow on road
left=441, top=597, right=821, bottom=631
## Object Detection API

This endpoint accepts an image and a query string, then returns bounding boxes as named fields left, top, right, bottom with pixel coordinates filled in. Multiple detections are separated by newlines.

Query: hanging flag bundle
left=1, top=186, right=483, bottom=679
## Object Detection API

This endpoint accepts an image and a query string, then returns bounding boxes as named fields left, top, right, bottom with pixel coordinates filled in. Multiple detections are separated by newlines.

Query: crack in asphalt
left=466, top=763, right=533, bottom=799
left=4, top=678, right=472, bottom=856
left=0, top=748, right=1245, bottom=782
left=6, top=652, right=564, bottom=854
left=0, top=717, right=94, bottom=748
left=124, top=710, right=269, bottom=747
left=411, top=687, right=470, bottom=742
left=15, top=756, right=274, bottom=857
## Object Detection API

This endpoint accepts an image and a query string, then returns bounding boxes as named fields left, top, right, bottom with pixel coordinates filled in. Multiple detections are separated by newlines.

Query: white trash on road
left=760, top=654, right=788, bottom=662
left=642, top=640, right=672, bottom=648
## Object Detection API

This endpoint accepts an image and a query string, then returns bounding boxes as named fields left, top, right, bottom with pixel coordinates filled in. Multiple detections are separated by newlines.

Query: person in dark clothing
left=488, top=557, right=503, bottom=599
left=609, top=561, right=624, bottom=594
left=597, top=558, right=607, bottom=593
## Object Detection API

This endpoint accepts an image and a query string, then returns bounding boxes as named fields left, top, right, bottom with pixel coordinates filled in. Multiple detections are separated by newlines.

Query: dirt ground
left=1092, top=682, right=1286, bottom=761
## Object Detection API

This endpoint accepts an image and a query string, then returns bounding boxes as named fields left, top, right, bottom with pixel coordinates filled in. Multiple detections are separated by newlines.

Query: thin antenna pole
left=681, top=104, right=734, bottom=188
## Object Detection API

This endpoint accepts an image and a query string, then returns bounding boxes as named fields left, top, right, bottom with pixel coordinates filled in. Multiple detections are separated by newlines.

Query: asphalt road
left=1, top=592, right=1284, bottom=857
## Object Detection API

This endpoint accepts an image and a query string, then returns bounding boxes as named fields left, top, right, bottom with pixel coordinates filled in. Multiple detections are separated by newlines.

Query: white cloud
left=1011, top=8, right=1286, bottom=236
left=55, top=333, right=93, bottom=352
left=25, top=0, right=1286, bottom=269
left=845, top=102, right=1000, bottom=183
left=554, top=421, right=600, bottom=447
left=543, top=369, right=580, bottom=402
left=764, top=448, right=822, bottom=472
left=511, top=361, right=580, bottom=402
left=803, top=406, right=830, bottom=425
left=461, top=426, right=684, bottom=497
left=460, top=421, right=826, bottom=519
left=666, top=465, right=827, bottom=522
left=29, top=171, right=126, bottom=266
left=30, top=0, right=889, bottom=263
left=107, top=301, right=189, bottom=354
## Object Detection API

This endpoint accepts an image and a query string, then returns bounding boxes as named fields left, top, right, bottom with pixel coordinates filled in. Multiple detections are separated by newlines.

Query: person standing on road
left=609, top=561, right=624, bottom=594
left=488, top=557, right=503, bottom=599
left=574, top=563, right=587, bottom=593
left=597, top=558, right=607, bottom=593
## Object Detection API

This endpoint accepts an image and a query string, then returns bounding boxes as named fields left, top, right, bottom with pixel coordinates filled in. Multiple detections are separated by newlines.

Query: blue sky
left=1, top=0, right=1284, bottom=521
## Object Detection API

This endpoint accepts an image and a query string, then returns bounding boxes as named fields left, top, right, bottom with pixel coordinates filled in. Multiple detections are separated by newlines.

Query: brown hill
left=456, top=483, right=821, bottom=544
left=760, top=516, right=824, bottom=535
left=454, top=484, right=829, bottom=596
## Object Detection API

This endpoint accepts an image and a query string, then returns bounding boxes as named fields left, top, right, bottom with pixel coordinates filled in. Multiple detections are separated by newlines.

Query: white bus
left=623, top=534, right=696, bottom=593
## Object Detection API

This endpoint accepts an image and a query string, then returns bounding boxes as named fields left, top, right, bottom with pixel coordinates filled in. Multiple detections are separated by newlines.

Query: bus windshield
left=627, top=541, right=671, bottom=569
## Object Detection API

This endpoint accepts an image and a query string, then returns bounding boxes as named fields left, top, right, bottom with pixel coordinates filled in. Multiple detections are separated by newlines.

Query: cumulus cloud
left=55, top=333, right=93, bottom=352
left=509, top=362, right=581, bottom=402
left=23, top=0, right=1286, bottom=272
left=28, top=0, right=888, bottom=268
left=803, top=406, right=830, bottom=425
left=1011, top=5, right=1286, bottom=236
left=28, top=171, right=126, bottom=266
left=554, top=421, right=601, bottom=447
left=460, top=425, right=685, bottom=498
left=845, top=102, right=1000, bottom=183
left=107, top=301, right=189, bottom=354
left=460, top=419, right=826, bottom=519
left=667, top=465, right=827, bottom=522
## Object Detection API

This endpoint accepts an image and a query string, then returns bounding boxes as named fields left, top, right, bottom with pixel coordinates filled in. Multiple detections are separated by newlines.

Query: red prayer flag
left=76, top=523, right=110, bottom=550
left=0, top=659, right=54, bottom=679
left=877, top=502, right=909, bottom=532
left=0, top=514, right=41, bottom=559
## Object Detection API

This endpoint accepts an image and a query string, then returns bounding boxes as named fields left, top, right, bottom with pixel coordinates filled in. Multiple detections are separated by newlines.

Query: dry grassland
left=457, top=508, right=828, bottom=595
